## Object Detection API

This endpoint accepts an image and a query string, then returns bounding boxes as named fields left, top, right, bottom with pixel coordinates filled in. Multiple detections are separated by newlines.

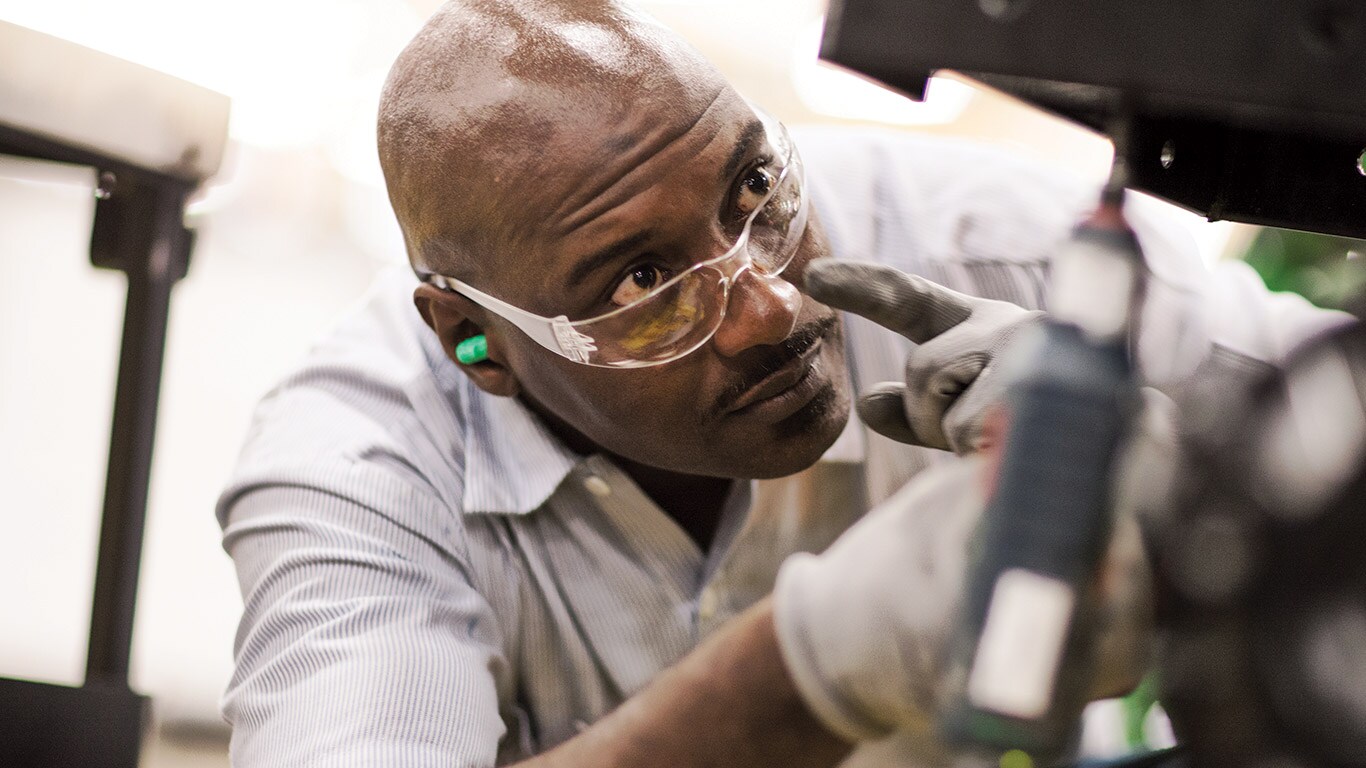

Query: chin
left=742, top=377, right=852, bottom=479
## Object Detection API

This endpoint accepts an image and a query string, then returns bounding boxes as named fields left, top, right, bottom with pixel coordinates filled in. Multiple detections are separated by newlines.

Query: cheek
left=522, top=353, right=718, bottom=451
left=571, top=372, right=685, bottom=424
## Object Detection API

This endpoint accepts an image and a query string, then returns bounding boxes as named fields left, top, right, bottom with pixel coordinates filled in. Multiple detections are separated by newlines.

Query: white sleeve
left=218, top=458, right=508, bottom=768
left=1124, top=193, right=1352, bottom=386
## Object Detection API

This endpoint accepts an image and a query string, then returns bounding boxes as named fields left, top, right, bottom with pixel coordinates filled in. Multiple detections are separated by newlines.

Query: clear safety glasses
left=420, top=110, right=809, bottom=368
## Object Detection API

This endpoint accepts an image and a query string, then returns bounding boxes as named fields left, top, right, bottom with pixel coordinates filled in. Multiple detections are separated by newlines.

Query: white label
left=1051, top=239, right=1136, bottom=342
left=967, top=568, right=1076, bottom=719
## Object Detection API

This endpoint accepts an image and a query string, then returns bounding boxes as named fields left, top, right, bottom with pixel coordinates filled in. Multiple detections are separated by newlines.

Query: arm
left=527, top=600, right=850, bottom=768
left=219, top=474, right=511, bottom=768
left=544, top=454, right=1154, bottom=768
left=220, top=425, right=850, bottom=768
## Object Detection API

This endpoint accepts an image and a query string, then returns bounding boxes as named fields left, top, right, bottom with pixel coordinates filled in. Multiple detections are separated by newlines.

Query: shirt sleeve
left=218, top=452, right=508, bottom=768
left=1124, top=192, right=1352, bottom=383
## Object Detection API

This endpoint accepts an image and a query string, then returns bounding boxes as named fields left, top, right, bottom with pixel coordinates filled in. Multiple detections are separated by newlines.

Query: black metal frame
left=0, top=123, right=196, bottom=768
left=821, top=0, right=1366, bottom=239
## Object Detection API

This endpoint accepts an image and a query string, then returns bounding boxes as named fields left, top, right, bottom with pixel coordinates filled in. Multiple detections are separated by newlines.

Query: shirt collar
left=460, top=376, right=583, bottom=515
left=456, top=366, right=863, bottom=516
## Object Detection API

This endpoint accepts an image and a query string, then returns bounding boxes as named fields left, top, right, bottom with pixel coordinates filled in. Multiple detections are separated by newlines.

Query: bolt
left=1160, top=141, right=1176, bottom=170
left=94, top=170, right=117, bottom=200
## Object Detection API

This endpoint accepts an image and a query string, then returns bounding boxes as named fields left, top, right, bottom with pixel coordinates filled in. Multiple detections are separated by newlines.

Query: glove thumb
left=856, top=382, right=926, bottom=446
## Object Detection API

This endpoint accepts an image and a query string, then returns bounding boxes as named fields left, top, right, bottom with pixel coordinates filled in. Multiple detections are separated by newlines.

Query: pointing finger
left=804, top=259, right=974, bottom=344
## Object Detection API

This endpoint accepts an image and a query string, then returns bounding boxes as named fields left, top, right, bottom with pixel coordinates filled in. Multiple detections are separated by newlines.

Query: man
left=216, top=1, right=1341, bottom=765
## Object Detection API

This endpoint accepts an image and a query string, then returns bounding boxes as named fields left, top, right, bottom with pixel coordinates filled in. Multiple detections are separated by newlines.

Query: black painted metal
left=0, top=678, right=149, bottom=768
left=1125, top=119, right=1366, bottom=241
left=86, top=174, right=193, bottom=683
left=822, top=0, right=1366, bottom=238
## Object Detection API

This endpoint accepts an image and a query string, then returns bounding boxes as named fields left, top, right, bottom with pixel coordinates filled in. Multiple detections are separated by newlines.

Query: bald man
left=216, top=1, right=1343, bottom=766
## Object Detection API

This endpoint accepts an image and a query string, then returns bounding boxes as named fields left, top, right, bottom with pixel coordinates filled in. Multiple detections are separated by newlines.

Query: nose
left=709, top=267, right=803, bottom=358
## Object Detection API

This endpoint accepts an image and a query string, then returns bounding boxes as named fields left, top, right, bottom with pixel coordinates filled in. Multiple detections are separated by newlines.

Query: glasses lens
left=748, top=149, right=807, bottom=277
left=558, top=115, right=808, bottom=367
left=572, top=267, right=730, bottom=367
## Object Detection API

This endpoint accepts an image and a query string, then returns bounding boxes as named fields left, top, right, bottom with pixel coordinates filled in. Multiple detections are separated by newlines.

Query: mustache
left=714, top=316, right=838, bottom=415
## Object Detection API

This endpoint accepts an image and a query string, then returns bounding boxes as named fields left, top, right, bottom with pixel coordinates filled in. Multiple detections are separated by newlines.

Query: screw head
left=1160, top=141, right=1176, bottom=170
left=94, top=170, right=117, bottom=200
left=978, top=0, right=1029, bottom=21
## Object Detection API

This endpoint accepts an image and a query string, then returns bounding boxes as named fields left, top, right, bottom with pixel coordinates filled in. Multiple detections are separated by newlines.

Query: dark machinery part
left=821, top=0, right=1366, bottom=240
left=0, top=130, right=196, bottom=768
left=86, top=171, right=196, bottom=685
left=1151, top=321, right=1366, bottom=767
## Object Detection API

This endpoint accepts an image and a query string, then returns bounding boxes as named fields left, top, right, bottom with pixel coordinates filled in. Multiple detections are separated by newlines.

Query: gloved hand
left=771, top=389, right=1176, bottom=762
left=805, top=259, right=1044, bottom=454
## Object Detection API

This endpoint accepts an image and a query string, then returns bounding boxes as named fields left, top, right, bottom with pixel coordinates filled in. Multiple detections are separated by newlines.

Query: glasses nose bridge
left=710, top=224, right=759, bottom=284
left=705, top=231, right=759, bottom=321
left=712, top=245, right=803, bottom=333
left=705, top=219, right=803, bottom=324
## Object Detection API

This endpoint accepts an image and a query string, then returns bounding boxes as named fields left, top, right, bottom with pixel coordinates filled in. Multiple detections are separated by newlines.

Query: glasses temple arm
left=433, top=275, right=571, bottom=357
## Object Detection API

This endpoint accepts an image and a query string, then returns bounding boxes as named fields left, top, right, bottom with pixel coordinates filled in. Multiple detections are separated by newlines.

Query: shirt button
left=698, top=587, right=719, bottom=622
left=583, top=475, right=612, bottom=498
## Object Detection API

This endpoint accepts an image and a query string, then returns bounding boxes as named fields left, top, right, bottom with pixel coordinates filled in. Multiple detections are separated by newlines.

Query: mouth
left=722, top=317, right=838, bottom=419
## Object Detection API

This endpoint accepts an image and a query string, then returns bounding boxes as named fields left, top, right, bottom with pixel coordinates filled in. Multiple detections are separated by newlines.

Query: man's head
left=379, top=0, right=850, bottom=479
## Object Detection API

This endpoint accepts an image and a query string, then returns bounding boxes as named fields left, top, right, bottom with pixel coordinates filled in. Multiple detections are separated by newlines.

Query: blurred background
left=1, top=1, right=1360, bottom=765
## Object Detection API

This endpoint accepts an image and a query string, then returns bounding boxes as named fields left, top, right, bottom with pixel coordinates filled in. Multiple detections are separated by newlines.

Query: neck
left=611, top=455, right=735, bottom=551
left=521, top=395, right=734, bottom=550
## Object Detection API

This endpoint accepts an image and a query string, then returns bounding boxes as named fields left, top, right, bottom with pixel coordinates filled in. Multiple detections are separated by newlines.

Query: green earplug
left=456, top=334, right=488, bottom=365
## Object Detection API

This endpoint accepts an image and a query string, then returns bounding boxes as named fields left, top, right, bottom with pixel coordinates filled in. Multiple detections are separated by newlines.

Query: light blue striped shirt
left=217, top=127, right=1338, bottom=767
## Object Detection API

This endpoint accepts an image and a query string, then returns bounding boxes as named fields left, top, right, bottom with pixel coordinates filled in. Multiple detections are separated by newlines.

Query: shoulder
left=793, top=125, right=1093, bottom=276
left=217, top=268, right=470, bottom=529
left=792, top=125, right=1093, bottom=220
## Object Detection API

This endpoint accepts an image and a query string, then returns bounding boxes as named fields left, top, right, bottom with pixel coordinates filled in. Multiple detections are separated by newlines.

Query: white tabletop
left=0, top=20, right=230, bottom=183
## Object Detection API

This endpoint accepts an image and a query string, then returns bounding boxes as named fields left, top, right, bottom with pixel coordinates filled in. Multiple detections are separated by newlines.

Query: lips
left=725, top=339, right=824, bottom=415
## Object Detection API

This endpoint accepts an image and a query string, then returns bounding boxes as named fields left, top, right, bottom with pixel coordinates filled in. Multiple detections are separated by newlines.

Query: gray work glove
left=805, top=259, right=1044, bottom=454
left=772, top=389, right=1175, bottom=762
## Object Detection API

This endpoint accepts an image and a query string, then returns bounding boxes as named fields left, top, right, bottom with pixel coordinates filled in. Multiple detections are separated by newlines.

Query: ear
left=413, top=283, right=521, bottom=398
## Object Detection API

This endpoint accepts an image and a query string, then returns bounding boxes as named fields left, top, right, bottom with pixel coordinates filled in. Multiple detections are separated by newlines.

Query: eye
left=610, top=263, right=674, bottom=307
left=734, top=165, right=777, bottom=219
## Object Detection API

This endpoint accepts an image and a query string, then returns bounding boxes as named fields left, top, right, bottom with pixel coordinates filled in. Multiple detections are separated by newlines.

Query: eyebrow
left=564, top=118, right=769, bottom=290
left=722, top=118, right=767, bottom=185
left=566, top=229, right=656, bottom=288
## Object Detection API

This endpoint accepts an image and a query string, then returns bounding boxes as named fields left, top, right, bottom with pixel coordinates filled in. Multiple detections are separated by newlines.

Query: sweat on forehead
left=378, top=0, right=727, bottom=278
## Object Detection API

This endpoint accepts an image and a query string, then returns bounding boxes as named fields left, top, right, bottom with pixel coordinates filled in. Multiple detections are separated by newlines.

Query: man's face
left=441, top=90, right=852, bottom=480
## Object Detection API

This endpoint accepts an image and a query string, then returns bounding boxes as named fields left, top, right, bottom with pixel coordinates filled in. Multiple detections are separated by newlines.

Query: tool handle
left=942, top=322, right=1137, bottom=755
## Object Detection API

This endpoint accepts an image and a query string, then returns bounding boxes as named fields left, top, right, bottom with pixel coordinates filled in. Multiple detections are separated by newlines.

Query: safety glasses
left=420, top=108, right=809, bottom=368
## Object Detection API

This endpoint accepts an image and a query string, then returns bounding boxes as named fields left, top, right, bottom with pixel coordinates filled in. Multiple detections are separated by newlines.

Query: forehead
left=480, top=89, right=766, bottom=301
left=551, top=91, right=759, bottom=234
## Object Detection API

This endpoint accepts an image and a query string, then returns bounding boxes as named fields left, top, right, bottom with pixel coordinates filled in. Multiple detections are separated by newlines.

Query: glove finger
left=902, top=353, right=988, bottom=452
left=804, top=259, right=974, bottom=344
left=856, top=383, right=926, bottom=446
left=941, top=361, right=1008, bottom=455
